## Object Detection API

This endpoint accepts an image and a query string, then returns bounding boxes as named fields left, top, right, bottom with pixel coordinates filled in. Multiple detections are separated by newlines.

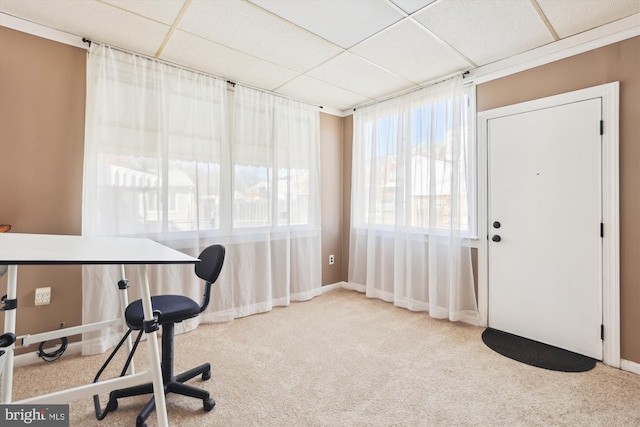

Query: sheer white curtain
left=349, top=76, right=478, bottom=324
left=219, top=85, right=322, bottom=319
left=82, top=44, right=321, bottom=354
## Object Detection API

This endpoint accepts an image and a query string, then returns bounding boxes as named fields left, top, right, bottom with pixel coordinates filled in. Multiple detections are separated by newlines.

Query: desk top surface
left=0, top=233, right=198, bottom=265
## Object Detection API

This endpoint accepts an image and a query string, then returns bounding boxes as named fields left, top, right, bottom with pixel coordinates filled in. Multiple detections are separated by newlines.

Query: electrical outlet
left=329, top=254, right=335, bottom=265
left=35, top=287, right=51, bottom=306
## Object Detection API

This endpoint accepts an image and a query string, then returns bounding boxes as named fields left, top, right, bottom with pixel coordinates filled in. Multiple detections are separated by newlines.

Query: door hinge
left=600, top=120, right=604, bottom=136
left=600, top=222, right=604, bottom=238
left=601, top=324, right=604, bottom=340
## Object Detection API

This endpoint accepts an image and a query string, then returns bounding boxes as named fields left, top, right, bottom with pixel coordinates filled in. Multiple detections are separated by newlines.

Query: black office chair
left=94, top=244, right=225, bottom=427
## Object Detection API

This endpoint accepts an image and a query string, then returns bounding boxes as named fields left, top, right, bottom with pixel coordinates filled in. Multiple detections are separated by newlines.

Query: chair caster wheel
left=202, top=370, right=211, bottom=380
left=204, top=398, right=215, bottom=411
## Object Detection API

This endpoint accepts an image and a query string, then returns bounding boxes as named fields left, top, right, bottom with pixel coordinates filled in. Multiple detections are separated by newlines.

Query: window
left=353, top=84, right=475, bottom=237
left=230, top=87, right=319, bottom=231
left=84, top=49, right=319, bottom=242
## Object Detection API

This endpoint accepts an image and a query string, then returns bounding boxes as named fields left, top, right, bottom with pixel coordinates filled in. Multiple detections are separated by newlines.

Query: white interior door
left=488, top=98, right=602, bottom=359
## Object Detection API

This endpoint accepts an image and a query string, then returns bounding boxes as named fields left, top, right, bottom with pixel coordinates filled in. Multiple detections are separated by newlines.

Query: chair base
left=107, top=362, right=215, bottom=427
left=96, top=319, right=216, bottom=425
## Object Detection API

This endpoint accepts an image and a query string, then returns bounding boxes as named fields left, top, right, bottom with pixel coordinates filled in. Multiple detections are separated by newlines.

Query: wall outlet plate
left=329, top=254, right=335, bottom=265
left=35, top=287, right=51, bottom=306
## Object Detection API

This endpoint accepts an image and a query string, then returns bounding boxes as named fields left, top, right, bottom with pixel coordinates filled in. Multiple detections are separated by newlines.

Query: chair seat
left=125, top=295, right=200, bottom=329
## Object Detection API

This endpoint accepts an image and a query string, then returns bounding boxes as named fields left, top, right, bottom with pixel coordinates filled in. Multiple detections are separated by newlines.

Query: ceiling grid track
left=530, top=0, right=561, bottom=41
left=154, top=0, right=191, bottom=57
left=408, top=16, right=478, bottom=68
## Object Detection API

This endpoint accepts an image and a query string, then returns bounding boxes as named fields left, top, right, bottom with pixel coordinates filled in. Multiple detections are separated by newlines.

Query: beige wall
left=341, top=115, right=353, bottom=282
left=476, top=36, right=640, bottom=364
left=0, top=27, right=86, bottom=353
left=320, top=113, right=345, bottom=285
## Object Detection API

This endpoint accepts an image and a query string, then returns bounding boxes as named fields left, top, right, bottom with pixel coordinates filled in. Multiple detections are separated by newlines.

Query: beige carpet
left=9, top=288, right=640, bottom=426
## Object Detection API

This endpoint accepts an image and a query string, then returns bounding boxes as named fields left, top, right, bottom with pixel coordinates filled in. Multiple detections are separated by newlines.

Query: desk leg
left=1, top=265, right=17, bottom=403
left=138, top=265, right=169, bottom=427
left=118, top=265, right=135, bottom=374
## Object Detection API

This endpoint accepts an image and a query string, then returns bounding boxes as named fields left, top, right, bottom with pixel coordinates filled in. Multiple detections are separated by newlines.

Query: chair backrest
left=194, top=245, right=225, bottom=314
left=195, top=244, right=225, bottom=284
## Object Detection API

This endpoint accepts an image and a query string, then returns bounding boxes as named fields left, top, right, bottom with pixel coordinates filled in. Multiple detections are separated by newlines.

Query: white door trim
left=477, top=82, right=620, bottom=367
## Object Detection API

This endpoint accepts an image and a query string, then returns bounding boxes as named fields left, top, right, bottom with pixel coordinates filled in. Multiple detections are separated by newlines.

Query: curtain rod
left=82, top=38, right=231, bottom=83
left=352, top=70, right=470, bottom=112
left=81, top=38, right=324, bottom=111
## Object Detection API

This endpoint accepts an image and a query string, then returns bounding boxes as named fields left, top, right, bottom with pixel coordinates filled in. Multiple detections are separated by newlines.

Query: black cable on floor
left=38, top=337, right=68, bottom=362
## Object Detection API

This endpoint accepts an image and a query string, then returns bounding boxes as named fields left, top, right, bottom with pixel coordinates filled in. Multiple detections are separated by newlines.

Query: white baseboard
left=341, top=281, right=366, bottom=292
left=620, top=359, right=640, bottom=375
left=321, top=282, right=348, bottom=293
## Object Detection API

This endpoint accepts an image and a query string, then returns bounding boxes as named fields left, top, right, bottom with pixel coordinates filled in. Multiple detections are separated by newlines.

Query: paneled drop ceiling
left=1, top=0, right=639, bottom=112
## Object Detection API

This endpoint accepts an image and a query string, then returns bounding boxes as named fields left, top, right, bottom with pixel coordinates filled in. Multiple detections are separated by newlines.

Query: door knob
left=493, top=221, right=501, bottom=229
left=492, top=235, right=501, bottom=242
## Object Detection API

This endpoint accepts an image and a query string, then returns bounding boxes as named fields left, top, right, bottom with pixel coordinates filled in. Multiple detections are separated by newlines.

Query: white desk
left=0, top=233, right=199, bottom=427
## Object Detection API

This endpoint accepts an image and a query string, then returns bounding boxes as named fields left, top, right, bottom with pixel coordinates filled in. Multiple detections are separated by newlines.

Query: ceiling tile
left=414, top=0, right=554, bottom=65
left=101, top=0, right=184, bottom=25
left=308, top=52, right=415, bottom=100
left=389, top=0, right=436, bottom=15
left=2, top=0, right=638, bottom=112
left=351, top=19, right=471, bottom=85
left=161, top=30, right=300, bottom=91
left=537, top=0, right=640, bottom=38
left=0, top=0, right=168, bottom=57
left=249, top=0, right=404, bottom=48
left=276, top=75, right=371, bottom=111
left=179, top=0, right=342, bottom=73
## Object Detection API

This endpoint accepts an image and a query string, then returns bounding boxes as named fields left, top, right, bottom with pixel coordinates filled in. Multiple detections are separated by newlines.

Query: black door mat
left=482, top=328, right=596, bottom=372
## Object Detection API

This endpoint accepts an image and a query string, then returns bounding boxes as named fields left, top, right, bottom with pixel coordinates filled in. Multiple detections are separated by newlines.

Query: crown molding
left=0, top=12, right=87, bottom=49
left=469, top=14, right=640, bottom=85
